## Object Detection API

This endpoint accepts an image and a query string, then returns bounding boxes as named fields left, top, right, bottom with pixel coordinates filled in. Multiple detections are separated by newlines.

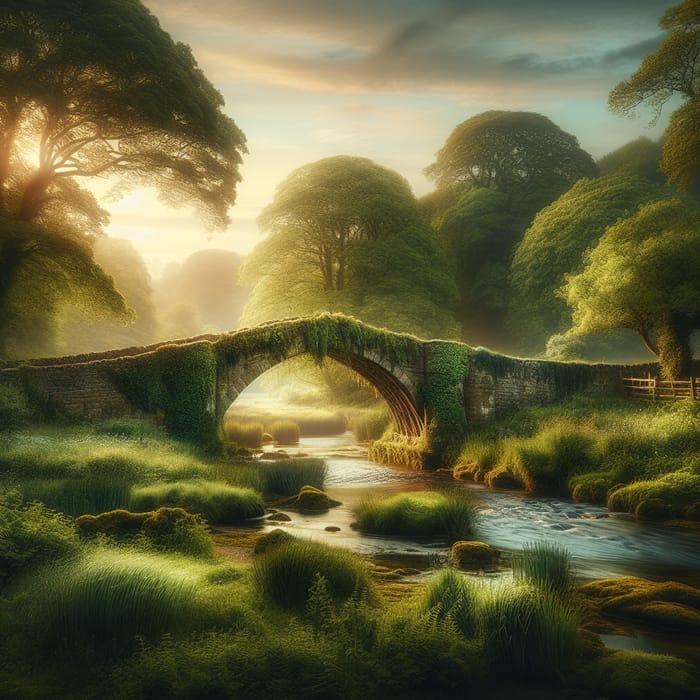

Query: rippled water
left=260, top=433, right=700, bottom=585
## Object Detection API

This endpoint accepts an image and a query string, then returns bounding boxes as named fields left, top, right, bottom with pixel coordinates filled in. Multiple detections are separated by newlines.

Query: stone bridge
left=0, top=314, right=642, bottom=464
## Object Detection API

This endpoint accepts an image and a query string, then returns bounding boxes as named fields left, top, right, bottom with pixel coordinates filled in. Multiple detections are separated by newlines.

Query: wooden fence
left=622, top=374, right=700, bottom=400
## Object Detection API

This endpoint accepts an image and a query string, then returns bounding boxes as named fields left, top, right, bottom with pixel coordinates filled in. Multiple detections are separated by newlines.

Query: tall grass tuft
left=353, top=490, right=475, bottom=542
left=258, top=458, right=327, bottom=497
left=130, top=481, right=264, bottom=524
left=512, top=542, right=574, bottom=600
left=420, top=567, right=481, bottom=637
left=269, top=420, right=300, bottom=445
left=254, top=538, right=374, bottom=610
left=350, top=408, right=391, bottom=442
left=223, top=420, right=264, bottom=448
left=19, top=477, right=132, bottom=517
left=480, top=583, right=578, bottom=682
left=24, top=549, right=204, bottom=658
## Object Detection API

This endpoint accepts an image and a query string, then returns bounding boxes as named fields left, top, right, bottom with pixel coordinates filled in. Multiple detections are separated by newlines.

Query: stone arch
left=216, top=341, right=424, bottom=437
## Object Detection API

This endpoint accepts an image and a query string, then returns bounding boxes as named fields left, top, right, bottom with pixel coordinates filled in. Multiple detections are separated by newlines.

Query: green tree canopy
left=0, top=0, right=246, bottom=357
left=609, top=0, right=700, bottom=190
left=509, top=172, right=671, bottom=352
left=242, top=156, right=458, bottom=339
left=424, top=111, right=597, bottom=196
left=562, top=199, right=700, bottom=379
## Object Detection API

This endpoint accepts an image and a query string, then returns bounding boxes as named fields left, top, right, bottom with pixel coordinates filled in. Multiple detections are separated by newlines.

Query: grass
left=420, top=567, right=481, bottom=637
left=353, top=490, right=476, bottom=542
left=269, top=419, right=300, bottom=445
left=512, top=542, right=574, bottom=599
left=224, top=405, right=348, bottom=438
left=0, top=487, right=81, bottom=586
left=20, top=548, right=206, bottom=659
left=480, top=583, right=579, bottom=682
left=258, top=458, right=327, bottom=497
left=130, top=481, right=265, bottom=524
left=253, top=537, right=375, bottom=610
left=350, top=408, right=391, bottom=442
left=453, top=398, right=700, bottom=518
left=222, top=420, right=264, bottom=448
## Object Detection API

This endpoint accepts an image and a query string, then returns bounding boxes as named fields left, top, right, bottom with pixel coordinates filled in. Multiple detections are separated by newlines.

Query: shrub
left=480, top=583, right=578, bottom=681
left=0, top=487, right=81, bottom=586
left=223, top=420, right=264, bottom=448
left=512, top=542, right=574, bottom=600
left=450, top=540, right=499, bottom=571
left=75, top=507, right=214, bottom=557
left=130, top=481, right=264, bottom=524
left=269, top=420, right=300, bottom=445
left=253, top=539, right=374, bottom=610
left=353, top=491, right=475, bottom=542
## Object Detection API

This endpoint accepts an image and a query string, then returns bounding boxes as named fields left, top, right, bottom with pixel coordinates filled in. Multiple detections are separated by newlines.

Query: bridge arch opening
left=217, top=349, right=424, bottom=439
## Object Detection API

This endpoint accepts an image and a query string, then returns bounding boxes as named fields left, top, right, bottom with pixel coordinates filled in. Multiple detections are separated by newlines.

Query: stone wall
left=463, top=352, right=662, bottom=427
left=4, top=361, right=138, bottom=420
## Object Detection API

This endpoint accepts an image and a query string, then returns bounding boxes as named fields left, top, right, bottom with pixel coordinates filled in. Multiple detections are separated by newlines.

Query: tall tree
left=424, top=111, right=597, bottom=196
left=423, top=111, right=597, bottom=349
left=609, top=0, right=700, bottom=190
left=0, top=0, right=246, bottom=357
left=562, top=199, right=700, bottom=379
left=509, top=172, right=671, bottom=353
left=242, top=156, right=458, bottom=339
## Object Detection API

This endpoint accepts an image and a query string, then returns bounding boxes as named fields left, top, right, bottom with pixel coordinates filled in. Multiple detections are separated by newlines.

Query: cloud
left=144, top=0, right=674, bottom=100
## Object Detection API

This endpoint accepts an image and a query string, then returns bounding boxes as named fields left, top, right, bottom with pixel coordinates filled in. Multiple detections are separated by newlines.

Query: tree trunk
left=656, top=321, right=693, bottom=380
left=0, top=236, right=32, bottom=358
left=18, top=171, right=52, bottom=221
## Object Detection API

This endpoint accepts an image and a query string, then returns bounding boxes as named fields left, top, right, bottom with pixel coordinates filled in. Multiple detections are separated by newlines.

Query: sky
left=107, top=0, right=677, bottom=277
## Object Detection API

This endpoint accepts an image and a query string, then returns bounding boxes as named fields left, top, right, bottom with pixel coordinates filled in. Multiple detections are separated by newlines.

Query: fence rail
left=622, top=375, right=699, bottom=400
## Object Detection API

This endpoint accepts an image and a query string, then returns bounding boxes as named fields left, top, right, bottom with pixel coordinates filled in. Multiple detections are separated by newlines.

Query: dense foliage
left=562, top=198, right=700, bottom=378
left=242, top=156, right=458, bottom=340
left=509, top=172, right=670, bottom=352
left=0, top=0, right=246, bottom=358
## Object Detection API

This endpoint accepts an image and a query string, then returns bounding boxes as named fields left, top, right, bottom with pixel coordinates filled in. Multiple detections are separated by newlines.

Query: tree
left=242, top=156, right=458, bottom=339
left=424, top=111, right=597, bottom=196
left=0, top=0, right=246, bottom=356
left=508, top=172, right=671, bottom=352
left=422, top=111, right=597, bottom=349
left=562, top=199, right=700, bottom=379
left=609, top=0, right=700, bottom=190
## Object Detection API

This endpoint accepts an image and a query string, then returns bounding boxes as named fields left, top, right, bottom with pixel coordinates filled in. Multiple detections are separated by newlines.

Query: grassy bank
left=1, top=414, right=699, bottom=699
left=452, top=398, right=700, bottom=521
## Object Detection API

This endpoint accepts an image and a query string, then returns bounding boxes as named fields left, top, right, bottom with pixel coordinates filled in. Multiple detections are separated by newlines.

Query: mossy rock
left=276, top=485, right=341, bottom=514
left=595, top=650, right=698, bottom=700
left=253, top=528, right=295, bottom=554
left=635, top=498, right=672, bottom=522
left=579, top=576, right=700, bottom=633
left=570, top=474, right=612, bottom=504
left=450, top=540, right=499, bottom=570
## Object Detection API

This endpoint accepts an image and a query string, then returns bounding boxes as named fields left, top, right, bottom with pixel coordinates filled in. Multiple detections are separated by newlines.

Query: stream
left=258, top=433, right=700, bottom=587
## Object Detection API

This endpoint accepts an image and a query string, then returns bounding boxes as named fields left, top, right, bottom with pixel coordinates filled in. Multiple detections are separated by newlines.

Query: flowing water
left=259, top=432, right=700, bottom=587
